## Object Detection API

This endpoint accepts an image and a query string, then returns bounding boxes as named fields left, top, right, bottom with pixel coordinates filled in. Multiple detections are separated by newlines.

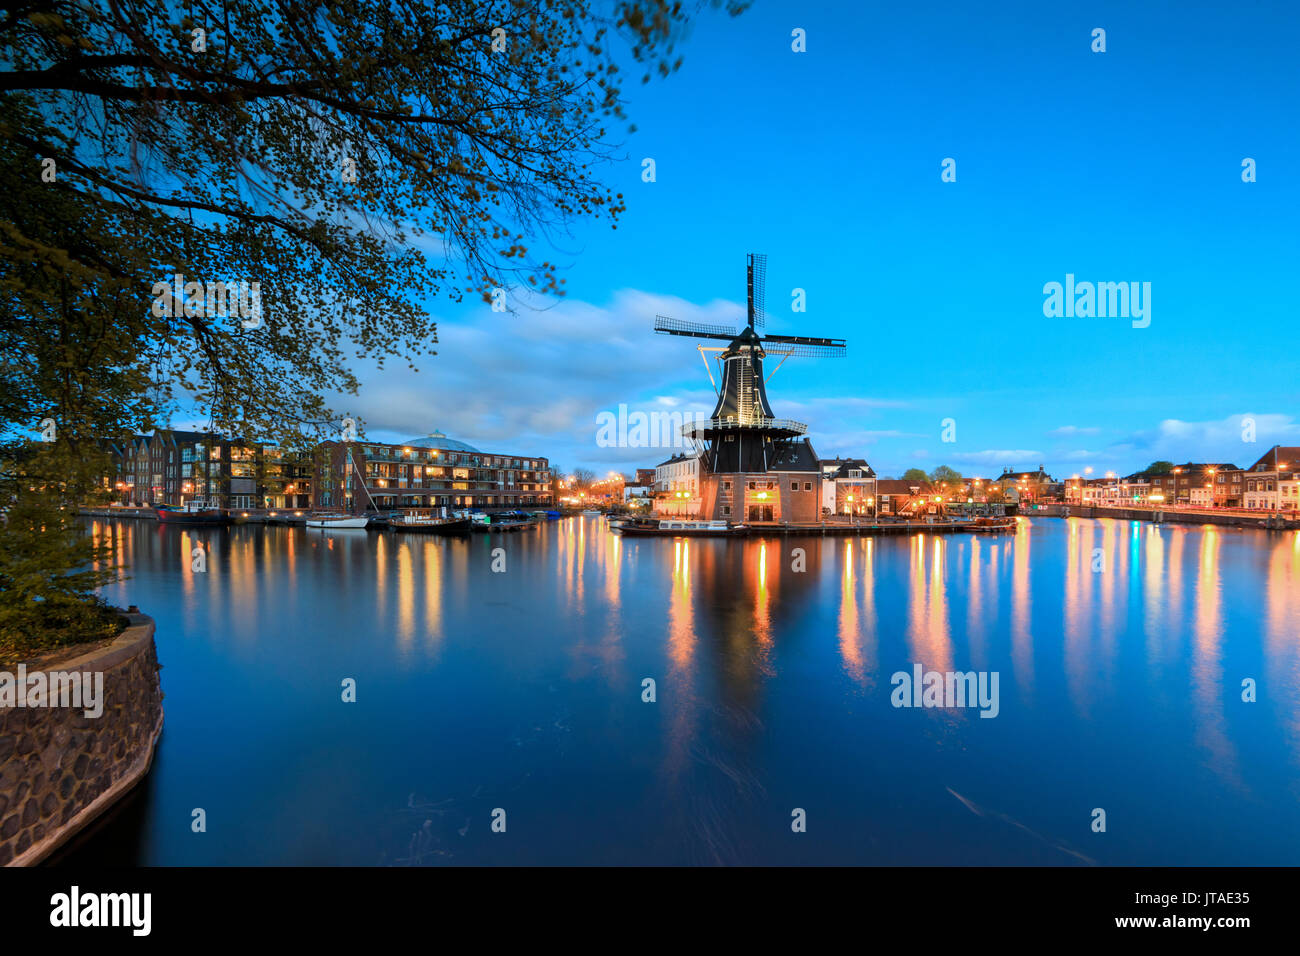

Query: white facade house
left=819, top=458, right=877, bottom=515
left=654, top=452, right=702, bottom=516
left=1243, top=446, right=1300, bottom=511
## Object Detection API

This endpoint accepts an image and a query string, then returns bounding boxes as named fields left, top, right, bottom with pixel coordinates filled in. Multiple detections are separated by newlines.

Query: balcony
left=681, top=415, right=808, bottom=438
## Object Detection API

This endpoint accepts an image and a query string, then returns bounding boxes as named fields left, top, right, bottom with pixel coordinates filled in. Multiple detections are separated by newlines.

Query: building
left=1242, top=445, right=1300, bottom=512
left=1122, top=463, right=1238, bottom=507
left=994, top=465, right=1055, bottom=503
left=623, top=485, right=653, bottom=506
left=654, top=452, right=702, bottom=517
left=820, top=458, right=876, bottom=515
left=314, top=429, right=550, bottom=513
left=105, top=430, right=313, bottom=509
left=874, top=478, right=932, bottom=516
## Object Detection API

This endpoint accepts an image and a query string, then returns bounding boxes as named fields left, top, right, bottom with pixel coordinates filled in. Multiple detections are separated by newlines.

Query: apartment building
left=316, top=430, right=551, bottom=513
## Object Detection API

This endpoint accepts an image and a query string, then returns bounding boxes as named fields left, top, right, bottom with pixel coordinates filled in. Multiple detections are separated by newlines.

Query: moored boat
left=613, top=518, right=741, bottom=537
left=155, top=498, right=231, bottom=526
left=389, top=512, right=471, bottom=533
left=305, top=514, right=369, bottom=529
left=970, top=516, right=1017, bottom=533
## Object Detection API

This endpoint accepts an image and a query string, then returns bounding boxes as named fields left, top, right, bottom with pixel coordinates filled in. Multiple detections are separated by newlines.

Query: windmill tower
left=654, top=254, right=846, bottom=523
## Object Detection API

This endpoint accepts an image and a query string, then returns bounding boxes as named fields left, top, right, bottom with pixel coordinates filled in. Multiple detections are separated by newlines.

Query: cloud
left=1048, top=425, right=1100, bottom=437
left=1103, top=414, right=1300, bottom=467
left=331, top=288, right=906, bottom=470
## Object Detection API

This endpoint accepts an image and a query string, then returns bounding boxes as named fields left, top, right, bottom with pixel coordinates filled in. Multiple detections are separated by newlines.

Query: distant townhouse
left=654, top=451, right=702, bottom=516
left=874, top=478, right=932, bottom=516
left=820, top=458, right=876, bottom=515
left=1242, top=445, right=1300, bottom=512
left=315, top=430, right=551, bottom=513
left=1129, top=462, right=1238, bottom=507
left=994, top=465, right=1055, bottom=502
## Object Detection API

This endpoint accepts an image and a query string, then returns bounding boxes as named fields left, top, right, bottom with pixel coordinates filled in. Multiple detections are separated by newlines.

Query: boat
left=389, top=512, right=471, bottom=533
left=469, top=512, right=535, bottom=532
left=970, top=516, right=1017, bottom=533
left=155, top=498, right=231, bottom=525
left=305, top=514, right=369, bottom=529
left=470, top=520, right=533, bottom=532
left=613, top=518, right=741, bottom=537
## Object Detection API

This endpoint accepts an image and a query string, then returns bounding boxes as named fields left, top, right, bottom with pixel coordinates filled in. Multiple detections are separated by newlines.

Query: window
left=792, top=482, right=799, bottom=492
left=722, top=505, right=731, bottom=515
left=747, top=481, right=755, bottom=490
left=723, top=481, right=731, bottom=491
left=804, top=482, right=813, bottom=491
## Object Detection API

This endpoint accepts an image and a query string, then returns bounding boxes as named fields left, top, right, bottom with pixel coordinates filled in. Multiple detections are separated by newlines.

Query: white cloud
left=1105, top=414, right=1300, bottom=467
left=331, top=288, right=907, bottom=470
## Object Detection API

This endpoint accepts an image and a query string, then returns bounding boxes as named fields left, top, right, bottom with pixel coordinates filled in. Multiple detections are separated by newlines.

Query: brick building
left=315, top=430, right=550, bottom=514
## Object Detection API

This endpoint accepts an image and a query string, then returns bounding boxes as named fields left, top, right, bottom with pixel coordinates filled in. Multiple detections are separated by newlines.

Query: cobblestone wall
left=0, top=612, right=163, bottom=865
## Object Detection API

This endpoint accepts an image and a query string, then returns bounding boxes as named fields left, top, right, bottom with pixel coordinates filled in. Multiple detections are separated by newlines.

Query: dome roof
left=397, top=430, right=481, bottom=454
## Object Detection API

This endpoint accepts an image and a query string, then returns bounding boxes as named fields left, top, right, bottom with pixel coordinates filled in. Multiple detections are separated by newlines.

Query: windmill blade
left=749, top=253, right=767, bottom=328
left=763, top=333, right=846, bottom=348
left=764, top=343, right=849, bottom=358
left=762, top=333, right=847, bottom=359
left=654, top=314, right=738, bottom=339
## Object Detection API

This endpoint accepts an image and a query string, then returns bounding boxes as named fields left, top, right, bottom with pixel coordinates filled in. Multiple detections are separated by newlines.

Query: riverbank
left=1030, top=502, right=1300, bottom=530
left=0, top=610, right=163, bottom=866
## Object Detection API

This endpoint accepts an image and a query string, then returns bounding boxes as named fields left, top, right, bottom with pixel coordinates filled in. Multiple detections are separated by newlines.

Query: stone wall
left=0, top=611, right=164, bottom=866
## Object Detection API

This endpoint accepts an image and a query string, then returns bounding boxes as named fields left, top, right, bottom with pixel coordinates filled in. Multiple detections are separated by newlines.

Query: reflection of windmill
left=654, top=254, right=845, bottom=475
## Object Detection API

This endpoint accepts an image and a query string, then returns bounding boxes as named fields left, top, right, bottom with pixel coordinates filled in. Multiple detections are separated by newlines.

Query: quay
left=613, top=516, right=1017, bottom=538
left=1030, top=503, right=1300, bottom=531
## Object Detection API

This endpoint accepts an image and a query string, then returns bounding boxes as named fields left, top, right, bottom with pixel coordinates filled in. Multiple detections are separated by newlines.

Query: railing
left=681, top=416, right=807, bottom=436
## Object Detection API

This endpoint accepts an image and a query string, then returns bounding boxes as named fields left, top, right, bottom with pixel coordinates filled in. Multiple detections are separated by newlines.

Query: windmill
left=654, top=254, right=846, bottom=476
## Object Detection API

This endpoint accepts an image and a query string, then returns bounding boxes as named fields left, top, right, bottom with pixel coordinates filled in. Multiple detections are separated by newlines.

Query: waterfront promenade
left=1035, top=502, right=1300, bottom=530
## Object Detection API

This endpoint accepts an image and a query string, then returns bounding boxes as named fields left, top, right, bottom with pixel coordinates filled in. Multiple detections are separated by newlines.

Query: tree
left=901, top=468, right=929, bottom=482
left=1, top=0, right=746, bottom=658
left=572, top=468, right=596, bottom=489
left=1144, top=461, right=1175, bottom=474
left=929, top=465, right=962, bottom=483
left=3, top=0, right=744, bottom=445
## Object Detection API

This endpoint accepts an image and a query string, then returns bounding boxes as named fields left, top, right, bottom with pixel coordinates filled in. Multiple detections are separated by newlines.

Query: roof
left=654, top=451, right=701, bottom=468
left=768, top=438, right=820, bottom=473
left=876, top=478, right=930, bottom=496
left=1125, top=462, right=1240, bottom=480
left=396, top=430, right=481, bottom=453
left=1247, top=445, right=1300, bottom=472
left=827, top=459, right=876, bottom=479
left=995, top=465, right=1053, bottom=482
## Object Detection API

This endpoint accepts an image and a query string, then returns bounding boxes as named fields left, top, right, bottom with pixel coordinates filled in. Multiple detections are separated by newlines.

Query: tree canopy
left=3, top=0, right=743, bottom=446
left=0, top=0, right=745, bottom=657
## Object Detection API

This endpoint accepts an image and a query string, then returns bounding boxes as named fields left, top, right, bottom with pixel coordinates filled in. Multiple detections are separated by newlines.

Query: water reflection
left=77, top=515, right=1300, bottom=865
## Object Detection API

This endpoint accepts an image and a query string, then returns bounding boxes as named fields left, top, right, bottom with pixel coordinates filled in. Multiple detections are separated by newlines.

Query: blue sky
left=347, top=0, right=1299, bottom=479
